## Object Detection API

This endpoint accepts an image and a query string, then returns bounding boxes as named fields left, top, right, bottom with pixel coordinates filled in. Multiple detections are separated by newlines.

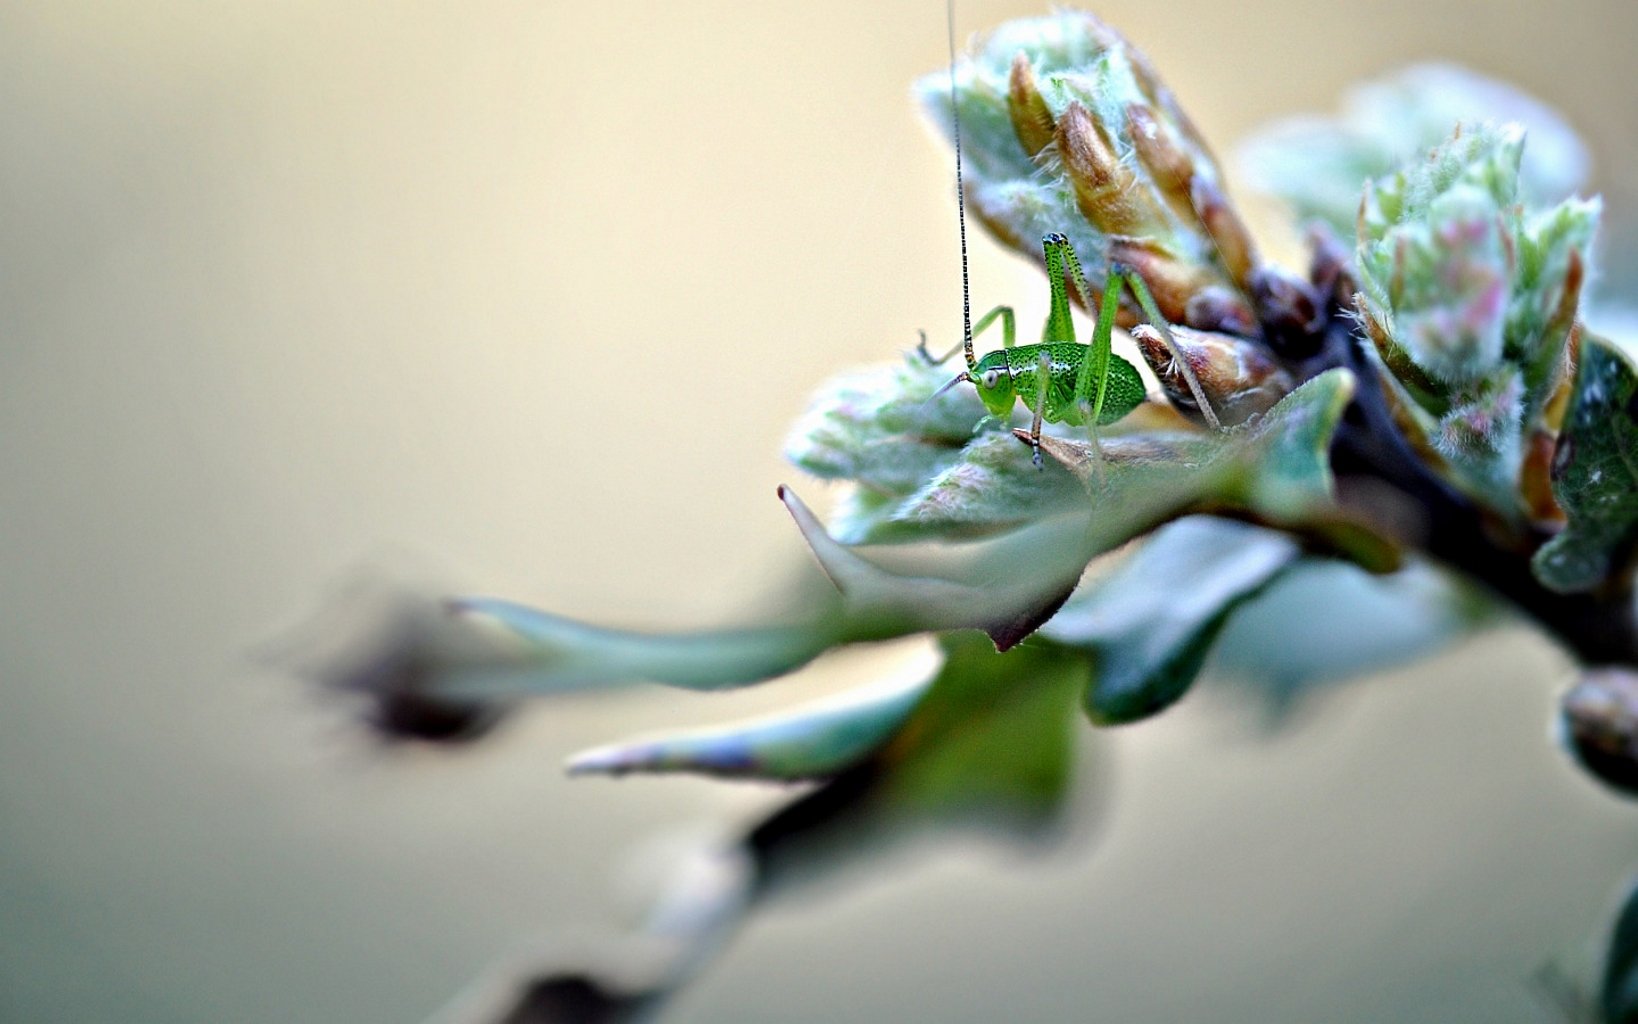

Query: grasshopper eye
left=981, top=369, right=1001, bottom=389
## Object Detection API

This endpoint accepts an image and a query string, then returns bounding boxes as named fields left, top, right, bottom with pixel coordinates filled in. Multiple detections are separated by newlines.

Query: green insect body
left=926, top=231, right=1159, bottom=467
left=969, top=343, right=1145, bottom=427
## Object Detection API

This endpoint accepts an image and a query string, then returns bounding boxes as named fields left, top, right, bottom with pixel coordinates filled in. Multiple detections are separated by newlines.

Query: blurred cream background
left=4, top=2, right=1638, bottom=1021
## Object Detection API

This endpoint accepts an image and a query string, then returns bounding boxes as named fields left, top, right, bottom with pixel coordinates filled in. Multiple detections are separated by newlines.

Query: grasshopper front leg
left=916, top=305, right=1016, bottom=366
left=1028, top=349, right=1051, bottom=469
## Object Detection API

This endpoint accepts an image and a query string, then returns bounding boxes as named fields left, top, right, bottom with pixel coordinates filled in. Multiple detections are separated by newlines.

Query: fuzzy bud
left=1355, top=123, right=1599, bottom=517
left=1561, top=668, right=1638, bottom=797
left=1109, top=236, right=1226, bottom=327
left=1131, top=324, right=1293, bottom=427
left=1433, top=368, right=1522, bottom=462
left=915, top=11, right=1254, bottom=326
left=1057, top=100, right=1157, bottom=238
left=1190, top=176, right=1257, bottom=290
left=1006, top=52, right=1055, bottom=159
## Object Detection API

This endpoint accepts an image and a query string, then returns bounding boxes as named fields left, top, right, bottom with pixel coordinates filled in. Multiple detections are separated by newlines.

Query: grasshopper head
left=970, top=351, right=1016, bottom=418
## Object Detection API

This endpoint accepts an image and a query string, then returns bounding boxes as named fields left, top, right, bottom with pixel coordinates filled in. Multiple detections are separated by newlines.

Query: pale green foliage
left=1356, top=123, right=1599, bottom=515
left=1041, top=517, right=1300, bottom=724
left=566, top=672, right=931, bottom=780
left=783, top=355, right=980, bottom=504
left=1238, top=63, right=1589, bottom=235
left=296, top=21, right=1611, bottom=1018
left=783, top=354, right=1087, bottom=543
left=344, top=367, right=1377, bottom=745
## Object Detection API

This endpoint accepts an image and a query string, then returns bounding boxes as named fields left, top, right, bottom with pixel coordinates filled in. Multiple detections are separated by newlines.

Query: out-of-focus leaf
left=1605, top=875, right=1638, bottom=1023
left=747, top=631, right=1092, bottom=885
left=446, top=598, right=837, bottom=698
left=297, top=372, right=1381, bottom=741
left=564, top=673, right=930, bottom=781
left=1208, top=559, right=1495, bottom=720
left=1040, top=517, right=1300, bottom=724
left=1534, top=334, right=1638, bottom=593
left=1238, top=63, right=1590, bottom=236
left=296, top=486, right=1110, bottom=736
left=859, top=632, right=1088, bottom=822
left=448, top=634, right=1095, bottom=1023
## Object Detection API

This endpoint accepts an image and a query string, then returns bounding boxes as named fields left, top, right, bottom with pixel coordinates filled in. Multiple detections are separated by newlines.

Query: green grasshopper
left=922, top=233, right=1172, bottom=468
left=924, top=3, right=1215, bottom=469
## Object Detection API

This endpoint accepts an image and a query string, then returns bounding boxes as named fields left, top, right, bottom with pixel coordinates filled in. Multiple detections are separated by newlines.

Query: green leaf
left=752, top=631, right=1092, bottom=859
left=884, top=432, right=1088, bottom=538
left=1605, top=875, right=1638, bottom=1023
left=564, top=673, right=930, bottom=781
left=300, top=372, right=1384, bottom=739
left=1040, top=516, right=1301, bottom=724
left=489, top=635, right=1095, bottom=1022
left=1533, top=334, right=1638, bottom=593
left=784, top=356, right=980, bottom=501
left=1042, top=369, right=1345, bottom=518
left=1210, top=559, right=1495, bottom=719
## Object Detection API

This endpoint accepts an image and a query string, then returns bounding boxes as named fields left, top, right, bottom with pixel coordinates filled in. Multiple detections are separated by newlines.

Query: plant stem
left=1317, top=318, right=1638, bottom=667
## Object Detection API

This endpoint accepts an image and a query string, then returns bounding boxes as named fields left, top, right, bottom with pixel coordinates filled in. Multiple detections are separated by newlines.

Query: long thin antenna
left=946, top=0, right=973, bottom=368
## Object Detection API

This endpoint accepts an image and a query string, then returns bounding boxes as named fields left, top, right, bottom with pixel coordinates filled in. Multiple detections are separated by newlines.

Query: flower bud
left=1354, top=123, right=1599, bottom=517
left=1363, top=183, right=1512, bottom=388
left=915, top=11, right=1254, bottom=323
left=1108, top=236, right=1224, bottom=326
left=1126, top=102, right=1192, bottom=201
left=1190, top=176, right=1257, bottom=290
left=1561, top=668, right=1638, bottom=797
left=1433, top=368, right=1522, bottom=463
left=1006, top=52, right=1055, bottom=159
left=1056, top=101, right=1159, bottom=238
left=1131, top=323, right=1293, bottom=427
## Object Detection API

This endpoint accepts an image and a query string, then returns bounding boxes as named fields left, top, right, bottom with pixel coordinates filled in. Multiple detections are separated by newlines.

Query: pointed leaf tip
left=565, top=675, right=932, bottom=782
